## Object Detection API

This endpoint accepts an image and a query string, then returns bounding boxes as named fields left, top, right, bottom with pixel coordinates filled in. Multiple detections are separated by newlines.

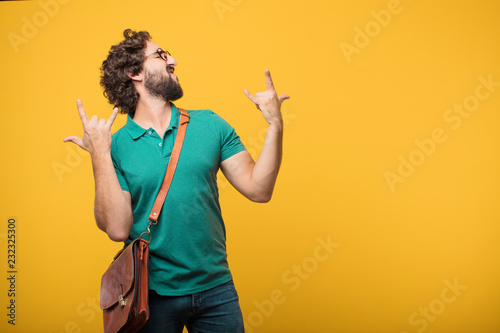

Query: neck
left=133, top=97, right=173, bottom=138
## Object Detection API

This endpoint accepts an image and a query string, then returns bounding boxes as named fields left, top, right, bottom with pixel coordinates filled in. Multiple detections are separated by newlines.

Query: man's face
left=143, top=41, right=183, bottom=102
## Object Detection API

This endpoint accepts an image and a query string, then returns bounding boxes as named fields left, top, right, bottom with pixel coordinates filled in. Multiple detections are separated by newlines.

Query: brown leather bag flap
left=100, top=241, right=137, bottom=310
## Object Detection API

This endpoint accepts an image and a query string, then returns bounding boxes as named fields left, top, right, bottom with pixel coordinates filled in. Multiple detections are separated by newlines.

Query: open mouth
left=167, top=66, right=175, bottom=74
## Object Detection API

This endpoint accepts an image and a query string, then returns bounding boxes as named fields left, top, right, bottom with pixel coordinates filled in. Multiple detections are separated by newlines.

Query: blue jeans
left=138, top=280, right=245, bottom=333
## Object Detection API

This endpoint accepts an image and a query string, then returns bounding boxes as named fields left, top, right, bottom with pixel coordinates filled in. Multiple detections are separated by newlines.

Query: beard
left=144, top=68, right=183, bottom=102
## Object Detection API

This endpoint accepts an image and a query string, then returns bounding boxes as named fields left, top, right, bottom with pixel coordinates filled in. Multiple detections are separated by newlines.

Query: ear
left=127, top=71, right=143, bottom=82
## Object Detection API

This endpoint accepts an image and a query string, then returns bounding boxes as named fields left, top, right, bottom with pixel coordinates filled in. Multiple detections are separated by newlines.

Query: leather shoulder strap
left=148, top=108, right=190, bottom=222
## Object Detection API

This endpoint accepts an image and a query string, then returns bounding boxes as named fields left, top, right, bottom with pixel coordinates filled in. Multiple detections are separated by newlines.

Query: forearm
left=225, top=69, right=289, bottom=202
left=92, top=153, right=133, bottom=242
left=250, top=122, right=283, bottom=202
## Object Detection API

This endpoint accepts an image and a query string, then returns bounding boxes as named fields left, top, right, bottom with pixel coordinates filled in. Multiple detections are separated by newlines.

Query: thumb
left=63, top=136, right=87, bottom=152
left=244, top=89, right=257, bottom=104
left=278, top=94, right=290, bottom=105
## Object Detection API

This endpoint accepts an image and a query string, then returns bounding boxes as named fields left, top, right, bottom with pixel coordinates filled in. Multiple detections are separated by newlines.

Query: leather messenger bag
left=100, top=239, right=150, bottom=332
left=99, top=109, right=190, bottom=333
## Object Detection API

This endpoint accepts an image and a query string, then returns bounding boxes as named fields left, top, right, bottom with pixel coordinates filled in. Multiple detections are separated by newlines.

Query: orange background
left=1, top=0, right=499, bottom=332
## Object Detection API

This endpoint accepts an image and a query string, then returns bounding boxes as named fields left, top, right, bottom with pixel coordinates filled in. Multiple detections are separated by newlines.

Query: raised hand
left=64, top=99, right=118, bottom=156
left=244, top=69, right=290, bottom=126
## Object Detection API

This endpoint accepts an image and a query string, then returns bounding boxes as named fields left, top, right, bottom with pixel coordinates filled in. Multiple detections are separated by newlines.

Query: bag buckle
left=118, top=294, right=125, bottom=308
left=139, top=219, right=155, bottom=242
left=118, top=284, right=126, bottom=308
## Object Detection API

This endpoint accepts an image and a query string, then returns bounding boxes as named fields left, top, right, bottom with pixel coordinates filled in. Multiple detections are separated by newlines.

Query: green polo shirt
left=110, top=103, right=246, bottom=296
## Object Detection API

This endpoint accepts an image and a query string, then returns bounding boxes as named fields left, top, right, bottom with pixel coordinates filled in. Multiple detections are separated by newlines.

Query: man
left=64, top=29, right=289, bottom=332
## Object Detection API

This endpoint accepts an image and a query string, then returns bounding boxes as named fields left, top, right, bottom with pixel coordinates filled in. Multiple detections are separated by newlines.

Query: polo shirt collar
left=124, top=103, right=180, bottom=140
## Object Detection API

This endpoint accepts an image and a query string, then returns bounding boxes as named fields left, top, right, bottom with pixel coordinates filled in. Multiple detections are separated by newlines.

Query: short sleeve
left=111, top=136, right=130, bottom=193
left=112, top=159, right=130, bottom=192
left=209, top=112, right=246, bottom=162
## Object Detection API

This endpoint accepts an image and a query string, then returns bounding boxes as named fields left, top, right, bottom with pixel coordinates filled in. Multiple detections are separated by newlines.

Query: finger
left=106, top=108, right=119, bottom=129
left=244, top=89, right=257, bottom=103
left=63, top=136, right=86, bottom=150
left=278, top=94, right=290, bottom=104
left=89, top=115, right=98, bottom=125
left=98, top=118, right=106, bottom=128
left=265, top=69, right=275, bottom=91
left=76, top=99, right=89, bottom=127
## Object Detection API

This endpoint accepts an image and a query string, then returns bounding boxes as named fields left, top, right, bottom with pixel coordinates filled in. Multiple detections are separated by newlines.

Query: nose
left=167, top=54, right=177, bottom=67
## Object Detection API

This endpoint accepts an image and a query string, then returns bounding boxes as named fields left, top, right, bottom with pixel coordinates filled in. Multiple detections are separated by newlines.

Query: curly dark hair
left=100, top=29, right=151, bottom=115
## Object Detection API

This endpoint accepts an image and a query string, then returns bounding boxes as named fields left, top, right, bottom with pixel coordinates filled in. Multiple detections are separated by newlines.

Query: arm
left=64, top=100, right=133, bottom=242
left=220, top=69, right=289, bottom=203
